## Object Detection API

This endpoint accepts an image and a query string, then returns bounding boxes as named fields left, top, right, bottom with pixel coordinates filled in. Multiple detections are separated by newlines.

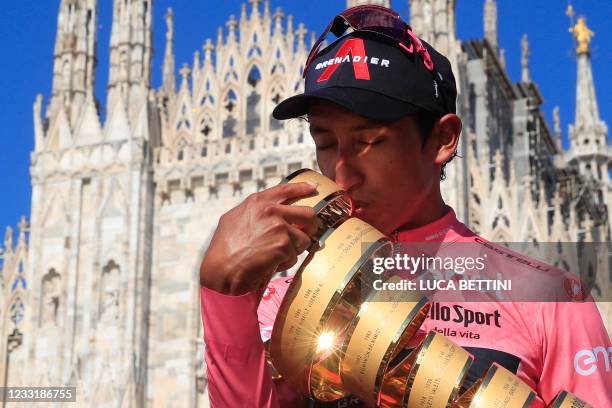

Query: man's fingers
left=276, top=227, right=311, bottom=272
left=288, top=226, right=312, bottom=254
left=260, top=182, right=318, bottom=204
left=267, top=205, right=319, bottom=238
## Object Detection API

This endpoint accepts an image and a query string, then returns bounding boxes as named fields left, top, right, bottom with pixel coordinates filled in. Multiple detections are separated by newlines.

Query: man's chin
left=352, top=209, right=389, bottom=234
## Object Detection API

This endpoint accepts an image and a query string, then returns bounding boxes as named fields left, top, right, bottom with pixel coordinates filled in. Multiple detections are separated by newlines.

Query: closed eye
left=316, top=143, right=336, bottom=151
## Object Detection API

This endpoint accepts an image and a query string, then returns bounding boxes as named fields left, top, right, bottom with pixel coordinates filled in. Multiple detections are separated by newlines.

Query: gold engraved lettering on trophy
left=406, top=332, right=472, bottom=408
left=271, top=217, right=387, bottom=395
left=453, top=364, right=536, bottom=408
left=342, top=276, right=429, bottom=406
left=547, top=390, right=592, bottom=408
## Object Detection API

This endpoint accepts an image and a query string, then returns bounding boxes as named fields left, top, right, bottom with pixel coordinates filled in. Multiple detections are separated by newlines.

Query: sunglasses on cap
left=303, top=5, right=436, bottom=79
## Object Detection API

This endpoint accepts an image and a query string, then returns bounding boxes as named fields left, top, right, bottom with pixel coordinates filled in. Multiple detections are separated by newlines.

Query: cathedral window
left=224, top=71, right=239, bottom=82
left=192, top=176, right=204, bottom=189
left=468, top=84, right=476, bottom=132
left=222, top=90, right=238, bottom=138
left=232, top=181, right=242, bottom=197
left=40, top=268, right=61, bottom=327
left=264, top=165, right=277, bottom=178
left=200, top=95, right=215, bottom=106
left=224, top=90, right=237, bottom=112
left=100, top=260, right=120, bottom=321
left=247, top=66, right=261, bottom=87
left=597, top=165, right=602, bottom=181
left=119, top=51, right=128, bottom=80
left=86, top=9, right=92, bottom=33
left=222, top=117, right=237, bottom=138
left=248, top=47, right=263, bottom=58
left=246, top=66, right=262, bottom=135
left=270, top=64, right=286, bottom=75
left=201, top=124, right=212, bottom=137
left=209, top=185, right=218, bottom=199
left=239, top=169, right=253, bottom=182
left=199, top=114, right=214, bottom=140
left=288, top=162, right=302, bottom=174
left=10, top=299, right=25, bottom=326
left=168, top=180, right=181, bottom=192
left=200, top=82, right=215, bottom=107
left=215, top=173, right=228, bottom=185
left=269, top=87, right=284, bottom=131
left=11, top=275, right=26, bottom=293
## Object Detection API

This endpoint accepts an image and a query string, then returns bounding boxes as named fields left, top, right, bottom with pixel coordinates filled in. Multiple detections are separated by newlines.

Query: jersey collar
left=393, top=207, right=471, bottom=243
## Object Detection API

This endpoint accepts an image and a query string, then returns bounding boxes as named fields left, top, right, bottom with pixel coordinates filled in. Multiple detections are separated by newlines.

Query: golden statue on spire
left=567, top=4, right=594, bottom=55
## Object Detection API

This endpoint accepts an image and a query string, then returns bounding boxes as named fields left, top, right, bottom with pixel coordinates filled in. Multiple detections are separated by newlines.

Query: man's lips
left=351, top=200, right=369, bottom=217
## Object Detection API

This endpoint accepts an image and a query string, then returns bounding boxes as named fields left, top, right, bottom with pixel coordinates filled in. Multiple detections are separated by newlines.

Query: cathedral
left=0, top=0, right=610, bottom=406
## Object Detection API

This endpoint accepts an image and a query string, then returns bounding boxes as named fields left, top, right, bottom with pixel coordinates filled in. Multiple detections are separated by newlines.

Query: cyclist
left=199, top=6, right=611, bottom=407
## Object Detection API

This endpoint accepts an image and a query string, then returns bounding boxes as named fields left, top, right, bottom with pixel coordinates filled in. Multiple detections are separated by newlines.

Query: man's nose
left=334, top=154, right=363, bottom=192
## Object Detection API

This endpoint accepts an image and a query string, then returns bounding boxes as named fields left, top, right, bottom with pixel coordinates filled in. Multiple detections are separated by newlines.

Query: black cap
left=273, top=31, right=457, bottom=121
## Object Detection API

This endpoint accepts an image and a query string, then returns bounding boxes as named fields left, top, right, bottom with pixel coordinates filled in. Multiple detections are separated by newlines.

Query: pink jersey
left=200, top=209, right=612, bottom=407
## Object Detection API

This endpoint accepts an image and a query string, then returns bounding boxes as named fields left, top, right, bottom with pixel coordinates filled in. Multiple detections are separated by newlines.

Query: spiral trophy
left=547, top=391, right=592, bottom=408
left=268, top=169, right=589, bottom=407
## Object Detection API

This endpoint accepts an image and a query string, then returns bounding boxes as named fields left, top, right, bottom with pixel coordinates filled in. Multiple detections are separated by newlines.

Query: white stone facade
left=0, top=1, right=610, bottom=407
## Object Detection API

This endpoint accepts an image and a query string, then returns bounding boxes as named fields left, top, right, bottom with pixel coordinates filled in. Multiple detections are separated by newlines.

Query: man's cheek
left=315, top=155, right=336, bottom=179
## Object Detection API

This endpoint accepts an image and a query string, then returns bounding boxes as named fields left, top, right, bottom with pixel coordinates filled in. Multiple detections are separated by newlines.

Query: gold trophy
left=451, top=364, right=536, bottom=408
left=380, top=331, right=473, bottom=407
left=547, top=391, right=592, bottom=408
left=268, top=169, right=585, bottom=407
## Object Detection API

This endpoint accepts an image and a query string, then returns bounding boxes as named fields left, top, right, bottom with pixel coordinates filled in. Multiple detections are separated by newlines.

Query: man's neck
left=394, top=197, right=449, bottom=233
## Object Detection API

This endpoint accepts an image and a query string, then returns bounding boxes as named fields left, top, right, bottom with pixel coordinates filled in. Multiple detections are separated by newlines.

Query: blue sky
left=0, top=1, right=610, bottom=237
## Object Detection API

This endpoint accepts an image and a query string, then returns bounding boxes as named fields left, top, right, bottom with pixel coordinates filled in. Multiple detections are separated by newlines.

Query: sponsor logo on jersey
left=573, top=346, right=612, bottom=376
left=564, top=277, right=587, bottom=301
left=429, top=302, right=502, bottom=328
left=474, top=237, right=550, bottom=272
left=262, top=286, right=276, bottom=301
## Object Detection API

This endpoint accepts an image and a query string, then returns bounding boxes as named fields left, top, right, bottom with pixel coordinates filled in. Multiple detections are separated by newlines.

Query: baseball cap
left=272, top=31, right=457, bottom=121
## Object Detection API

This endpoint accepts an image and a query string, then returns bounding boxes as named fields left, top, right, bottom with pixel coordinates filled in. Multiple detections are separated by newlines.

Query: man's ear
left=432, top=114, right=462, bottom=165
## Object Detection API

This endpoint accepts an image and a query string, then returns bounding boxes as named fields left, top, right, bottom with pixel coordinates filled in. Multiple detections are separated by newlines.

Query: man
left=199, top=6, right=611, bottom=407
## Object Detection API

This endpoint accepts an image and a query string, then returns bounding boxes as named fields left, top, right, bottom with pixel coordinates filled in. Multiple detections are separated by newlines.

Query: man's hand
left=200, top=182, right=319, bottom=295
